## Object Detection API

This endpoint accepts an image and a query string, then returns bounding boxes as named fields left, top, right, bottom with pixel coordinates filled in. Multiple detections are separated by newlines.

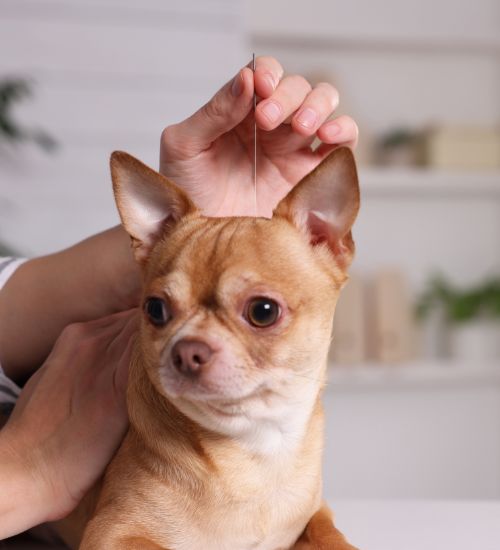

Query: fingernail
left=324, top=122, right=341, bottom=139
left=263, top=72, right=276, bottom=91
left=261, top=100, right=282, bottom=123
left=231, top=72, right=243, bottom=97
left=296, top=108, right=317, bottom=129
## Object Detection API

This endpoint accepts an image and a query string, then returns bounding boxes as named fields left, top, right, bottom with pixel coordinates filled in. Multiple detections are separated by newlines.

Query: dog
left=76, top=146, right=360, bottom=549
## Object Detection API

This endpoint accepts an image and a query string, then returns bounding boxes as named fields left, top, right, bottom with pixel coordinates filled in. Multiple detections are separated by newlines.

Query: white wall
left=323, top=379, right=500, bottom=499
left=0, top=0, right=248, bottom=256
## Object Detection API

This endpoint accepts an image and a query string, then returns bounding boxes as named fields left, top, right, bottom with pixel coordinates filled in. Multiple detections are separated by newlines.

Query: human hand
left=0, top=228, right=141, bottom=380
left=0, top=310, right=137, bottom=537
left=160, top=56, right=359, bottom=217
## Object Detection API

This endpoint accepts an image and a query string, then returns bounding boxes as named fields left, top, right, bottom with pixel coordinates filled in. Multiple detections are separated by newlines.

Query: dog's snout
left=171, top=339, right=213, bottom=377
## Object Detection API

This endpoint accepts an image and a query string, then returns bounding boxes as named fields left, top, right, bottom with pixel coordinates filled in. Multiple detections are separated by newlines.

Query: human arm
left=0, top=309, right=136, bottom=539
left=0, top=227, right=141, bottom=382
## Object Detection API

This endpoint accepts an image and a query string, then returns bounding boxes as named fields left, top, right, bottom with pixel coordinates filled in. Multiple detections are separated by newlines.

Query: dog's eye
left=246, top=298, right=280, bottom=328
left=144, top=297, right=169, bottom=326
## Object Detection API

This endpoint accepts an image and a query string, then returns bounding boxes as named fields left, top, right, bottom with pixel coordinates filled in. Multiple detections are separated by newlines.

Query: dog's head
left=111, top=148, right=359, bottom=451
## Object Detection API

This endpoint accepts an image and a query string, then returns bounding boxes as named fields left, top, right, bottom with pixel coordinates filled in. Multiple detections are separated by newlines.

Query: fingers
left=161, top=54, right=358, bottom=169
left=161, top=66, right=254, bottom=162
left=104, top=309, right=139, bottom=361
left=59, top=309, right=137, bottom=346
left=112, top=331, right=135, bottom=408
left=46, top=310, right=138, bottom=388
left=87, top=311, right=136, bottom=418
left=316, top=115, right=360, bottom=156
left=256, top=74, right=312, bottom=131
left=291, top=82, right=339, bottom=136
left=252, top=58, right=358, bottom=152
left=161, top=55, right=284, bottom=163
left=253, top=60, right=339, bottom=135
left=252, top=56, right=284, bottom=98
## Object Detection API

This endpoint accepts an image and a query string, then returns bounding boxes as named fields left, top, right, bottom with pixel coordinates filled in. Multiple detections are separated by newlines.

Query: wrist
left=0, top=430, right=55, bottom=538
left=95, top=225, right=142, bottom=310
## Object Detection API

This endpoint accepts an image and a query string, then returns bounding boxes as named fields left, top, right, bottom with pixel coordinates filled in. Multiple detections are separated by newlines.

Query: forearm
left=0, top=225, right=140, bottom=382
left=0, top=434, right=50, bottom=539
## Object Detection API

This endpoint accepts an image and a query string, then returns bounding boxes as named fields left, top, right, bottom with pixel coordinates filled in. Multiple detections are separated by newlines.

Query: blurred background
left=0, top=0, right=499, bottom=503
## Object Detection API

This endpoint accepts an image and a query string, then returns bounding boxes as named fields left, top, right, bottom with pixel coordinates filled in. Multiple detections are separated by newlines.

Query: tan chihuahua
left=78, top=147, right=360, bottom=550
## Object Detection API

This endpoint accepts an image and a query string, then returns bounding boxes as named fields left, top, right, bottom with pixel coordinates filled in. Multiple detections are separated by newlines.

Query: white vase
left=450, top=320, right=500, bottom=364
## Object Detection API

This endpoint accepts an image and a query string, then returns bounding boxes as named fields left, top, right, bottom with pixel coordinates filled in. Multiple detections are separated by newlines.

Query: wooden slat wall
left=0, top=0, right=248, bottom=255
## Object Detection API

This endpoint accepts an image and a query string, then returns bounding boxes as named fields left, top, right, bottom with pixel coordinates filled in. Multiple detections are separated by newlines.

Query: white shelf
left=326, top=360, right=500, bottom=391
left=358, top=167, right=500, bottom=198
left=252, top=32, right=500, bottom=56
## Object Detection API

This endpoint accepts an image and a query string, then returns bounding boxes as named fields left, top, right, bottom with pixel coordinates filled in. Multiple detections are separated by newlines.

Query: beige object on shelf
left=424, top=126, right=500, bottom=169
left=372, top=269, right=414, bottom=364
left=330, top=273, right=366, bottom=364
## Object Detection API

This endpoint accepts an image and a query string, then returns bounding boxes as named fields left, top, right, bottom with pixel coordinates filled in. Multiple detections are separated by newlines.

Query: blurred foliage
left=379, top=128, right=420, bottom=149
left=375, top=126, right=425, bottom=167
left=0, top=77, right=57, bottom=151
left=0, top=242, right=17, bottom=256
left=417, top=275, right=500, bottom=323
left=0, top=77, right=56, bottom=256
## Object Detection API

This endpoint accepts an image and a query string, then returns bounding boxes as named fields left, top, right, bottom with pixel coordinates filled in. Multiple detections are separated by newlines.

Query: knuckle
left=315, top=83, right=340, bottom=109
left=336, top=116, right=359, bottom=146
left=160, top=125, right=179, bottom=152
left=287, top=74, right=312, bottom=93
left=61, top=322, right=87, bottom=341
left=352, top=121, right=360, bottom=141
left=316, top=81, right=336, bottom=92
left=78, top=333, right=105, bottom=356
left=161, top=124, right=188, bottom=162
left=57, top=323, right=94, bottom=354
left=257, top=56, right=284, bottom=79
left=344, top=116, right=359, bottom=137
left=201, top=93, right=226, bottom=122
left=59, top=321, right=103, bottom=352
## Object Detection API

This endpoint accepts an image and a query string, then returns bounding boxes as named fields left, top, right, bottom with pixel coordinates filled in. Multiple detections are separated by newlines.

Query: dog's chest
left=132, top=451, right=321, bottom=550
left=164, top=475, right=318, bottom=550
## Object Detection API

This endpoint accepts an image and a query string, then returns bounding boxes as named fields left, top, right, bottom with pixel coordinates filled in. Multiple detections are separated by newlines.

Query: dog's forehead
left=148, top=215, right=327, bottom=300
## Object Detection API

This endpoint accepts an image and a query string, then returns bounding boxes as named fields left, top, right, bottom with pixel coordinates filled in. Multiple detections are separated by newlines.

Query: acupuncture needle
left=252, top=53, right=257, bottom=216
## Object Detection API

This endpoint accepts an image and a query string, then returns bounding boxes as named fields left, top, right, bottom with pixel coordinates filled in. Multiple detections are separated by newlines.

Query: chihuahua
left=77, top=146, right=360, bottom=549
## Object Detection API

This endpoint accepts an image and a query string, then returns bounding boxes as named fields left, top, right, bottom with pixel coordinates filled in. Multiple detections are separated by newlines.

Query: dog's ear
left=110, top=151, right=197, bottom=263
left=274, top=147, right=360, bottom=268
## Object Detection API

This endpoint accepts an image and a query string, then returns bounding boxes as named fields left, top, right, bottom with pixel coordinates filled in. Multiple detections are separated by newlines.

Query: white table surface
left=328, top=500, right=500, bottom=550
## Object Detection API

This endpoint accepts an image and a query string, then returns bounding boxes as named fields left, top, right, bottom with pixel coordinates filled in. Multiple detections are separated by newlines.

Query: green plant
left=416, top=275, right=500, bottom=324
left=0, top=77, right=57, bottom=255
left=379, top=128, right=420, bottom=149
left=0, top=77, right=56, bottom=151
left=0, top=242, right=17, bottom=256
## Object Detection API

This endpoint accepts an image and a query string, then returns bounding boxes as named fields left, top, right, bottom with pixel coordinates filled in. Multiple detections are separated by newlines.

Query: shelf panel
left=252, top=32, right=500, bottom=56
left=359, top=168, right=500, bottom=198
left=326, top=360, right=500, bottom=390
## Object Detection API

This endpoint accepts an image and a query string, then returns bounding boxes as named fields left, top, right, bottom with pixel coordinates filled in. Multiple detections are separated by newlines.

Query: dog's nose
left=171, top=339, right=213, bottom=377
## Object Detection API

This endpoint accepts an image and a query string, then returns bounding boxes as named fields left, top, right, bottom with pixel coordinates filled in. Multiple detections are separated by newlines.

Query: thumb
left=161, top=67, right=254, bottom=162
